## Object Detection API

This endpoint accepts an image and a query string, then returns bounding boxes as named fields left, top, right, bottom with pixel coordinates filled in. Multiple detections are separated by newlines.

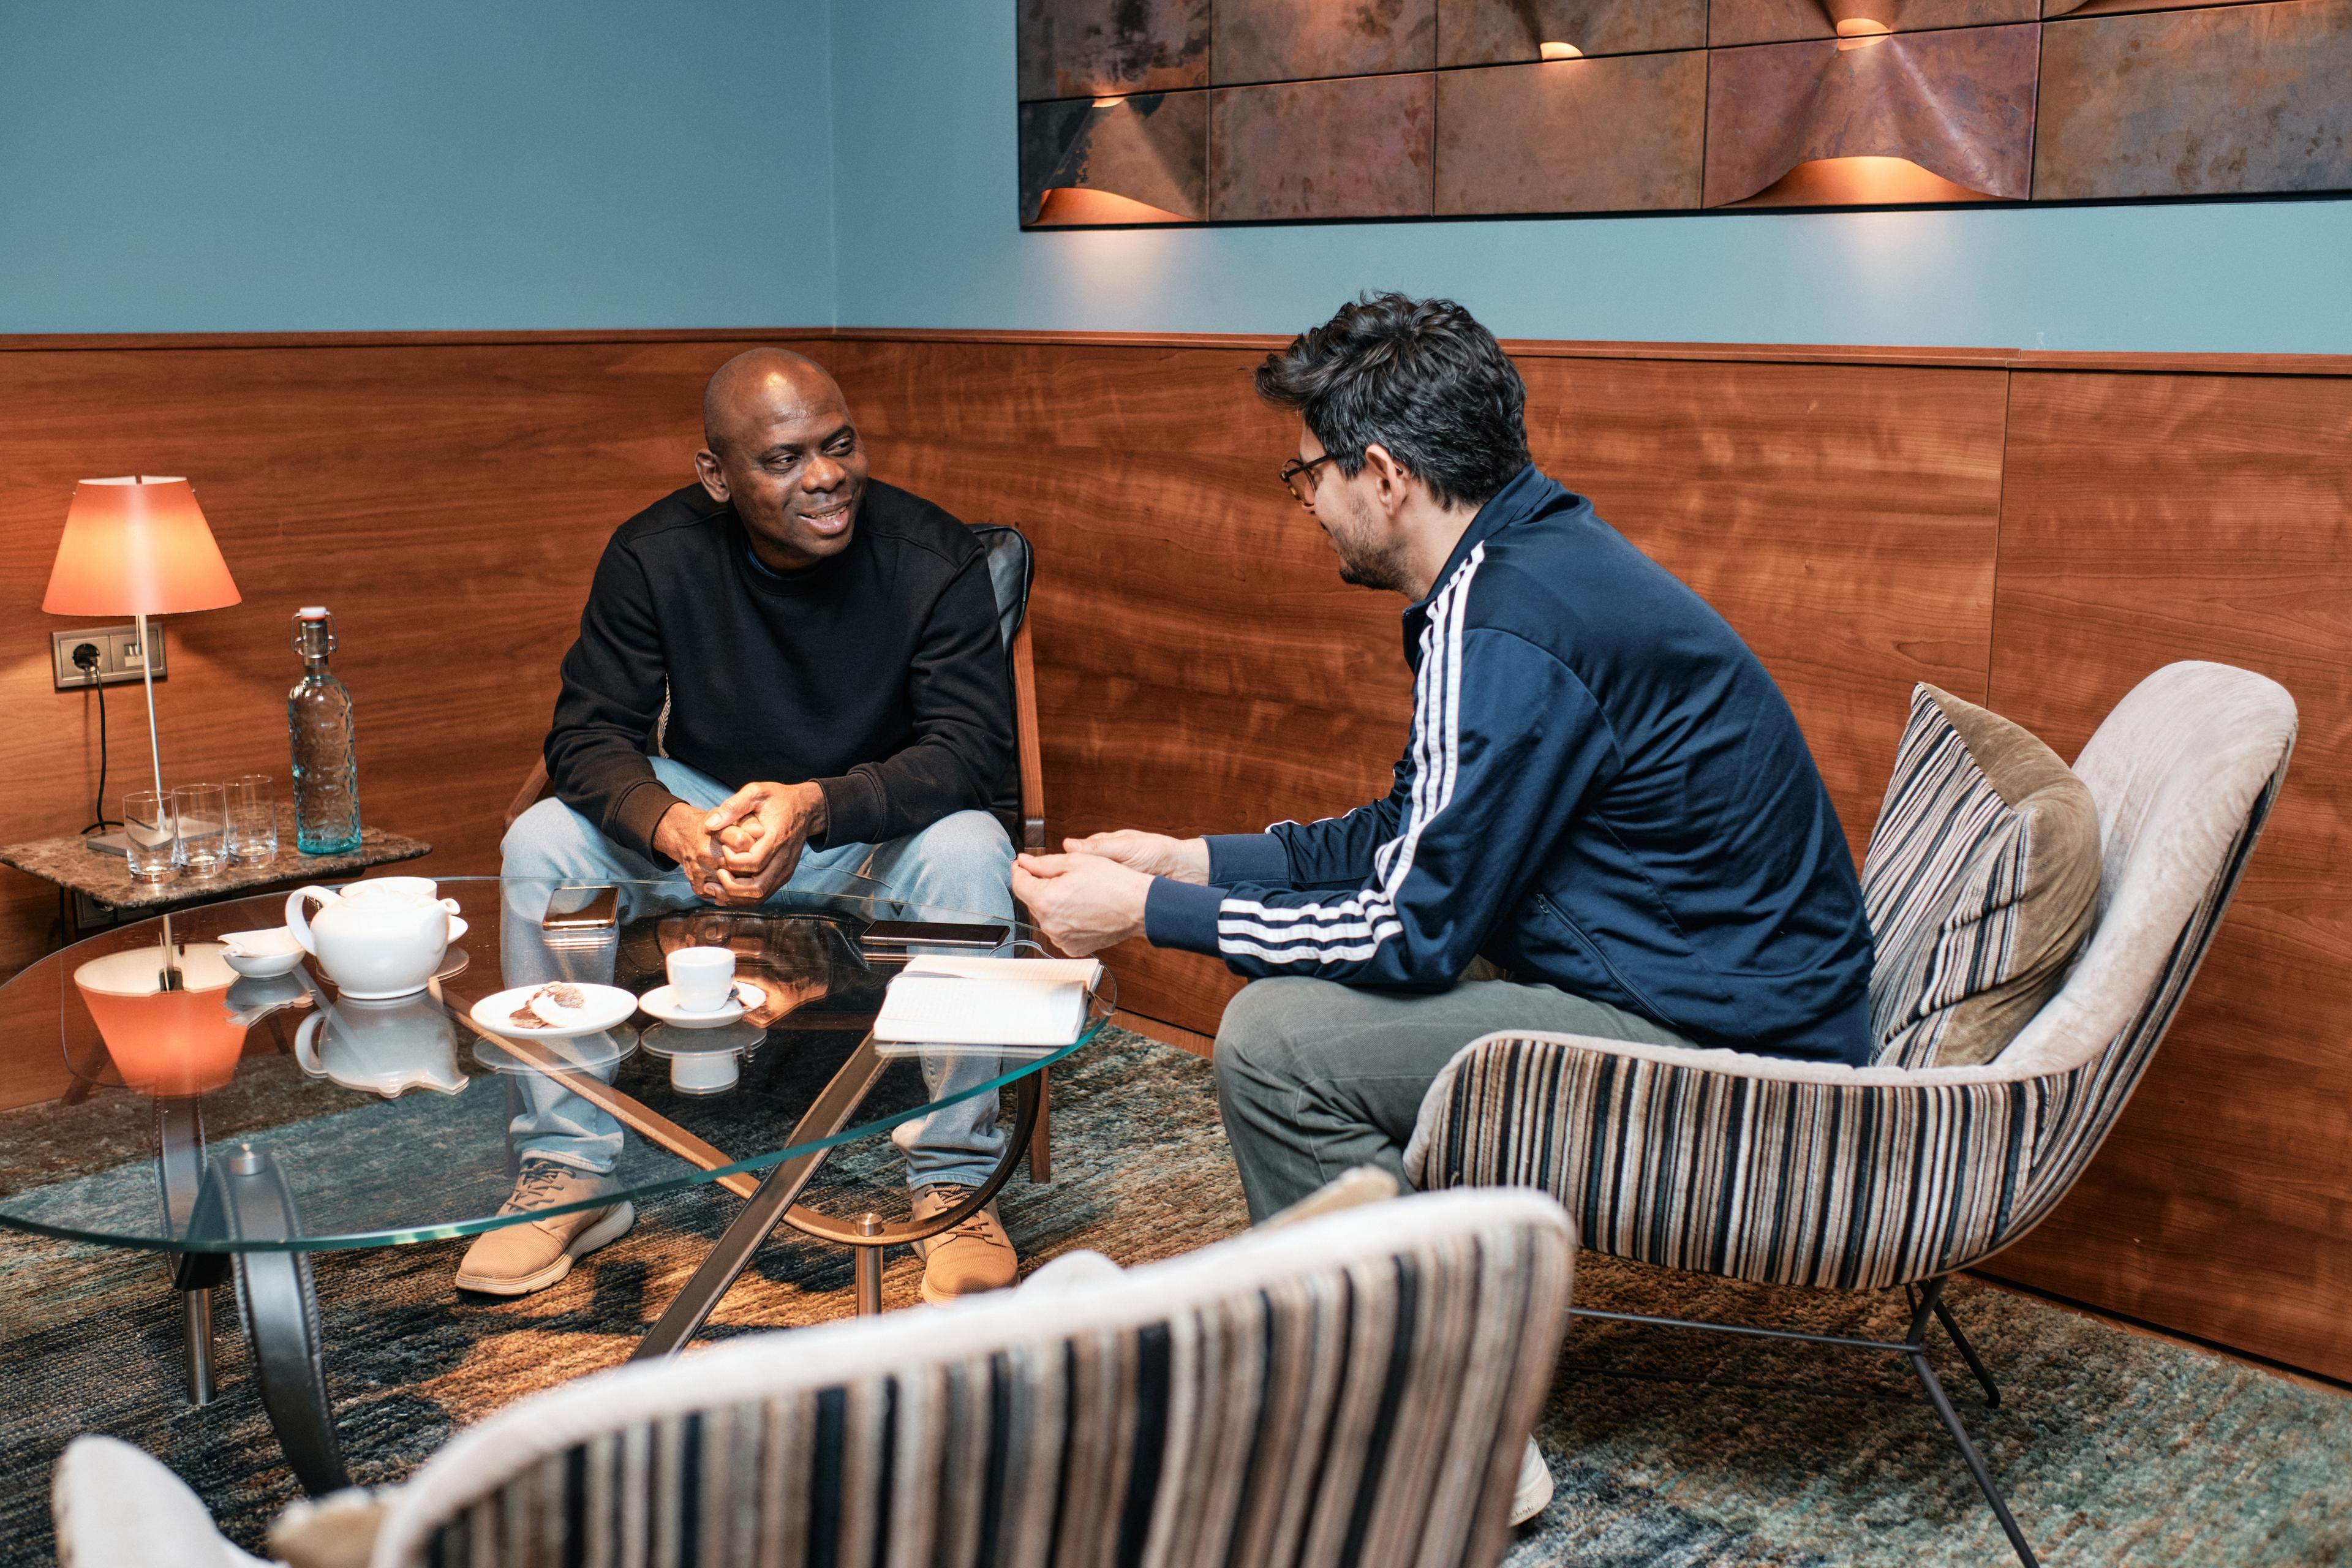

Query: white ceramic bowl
left=221, top=927, right=306, bottom=978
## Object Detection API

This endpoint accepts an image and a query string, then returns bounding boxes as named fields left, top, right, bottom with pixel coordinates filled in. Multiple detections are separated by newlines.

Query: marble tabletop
left=0, top=802, right=430, bottom=911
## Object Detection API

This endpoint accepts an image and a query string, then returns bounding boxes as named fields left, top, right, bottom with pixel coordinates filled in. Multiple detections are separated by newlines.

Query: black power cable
left=73, top=644, right=121, bottom=837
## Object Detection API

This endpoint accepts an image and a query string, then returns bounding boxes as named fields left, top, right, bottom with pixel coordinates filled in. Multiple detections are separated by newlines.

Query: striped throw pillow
left=1862, top=685, right=2101, bottom=1068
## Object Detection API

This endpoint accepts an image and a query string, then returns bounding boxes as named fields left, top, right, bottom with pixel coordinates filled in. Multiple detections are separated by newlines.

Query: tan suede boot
left=910, top=1183, right=1019, bottom=1305
left=454, top=1161, right=635, bottom=1297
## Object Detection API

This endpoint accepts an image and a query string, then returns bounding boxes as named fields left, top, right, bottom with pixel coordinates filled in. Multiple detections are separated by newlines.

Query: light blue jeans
left=498, top=756, right=1017, bottom=1190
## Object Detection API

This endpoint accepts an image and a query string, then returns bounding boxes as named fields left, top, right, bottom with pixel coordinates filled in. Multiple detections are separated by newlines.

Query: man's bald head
left=693, top=348, right=869, bottom=572
left=703, top=347, right=844, bottom=459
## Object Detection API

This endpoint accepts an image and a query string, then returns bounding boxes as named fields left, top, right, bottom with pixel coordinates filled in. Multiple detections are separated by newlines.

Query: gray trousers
left=1212, top=975, right=1694, bottom=1222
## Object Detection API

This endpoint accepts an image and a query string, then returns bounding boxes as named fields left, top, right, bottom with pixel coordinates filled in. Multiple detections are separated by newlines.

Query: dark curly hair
left=1254, top=292, right=1531, bottom=510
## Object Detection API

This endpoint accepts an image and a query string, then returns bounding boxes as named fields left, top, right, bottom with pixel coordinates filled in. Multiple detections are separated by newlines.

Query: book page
left=874, top=956, right=1104, bottom=1047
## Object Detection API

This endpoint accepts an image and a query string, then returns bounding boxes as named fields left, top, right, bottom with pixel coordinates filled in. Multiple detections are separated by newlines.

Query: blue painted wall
left=828, top=2, right=2352, bottom=353
left=0, top=1, right=834, bottom=332
left=6, top=1, right=2346, bottom=350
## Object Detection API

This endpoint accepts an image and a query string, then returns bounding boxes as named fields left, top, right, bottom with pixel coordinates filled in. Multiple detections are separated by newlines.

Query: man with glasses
left=484, top=348, right=1023, bottom=1305
left=1014, top=288, right=1877, bottom=1264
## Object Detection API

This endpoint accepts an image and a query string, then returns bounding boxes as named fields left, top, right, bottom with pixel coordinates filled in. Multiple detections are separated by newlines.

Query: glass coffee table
left=0, top=875, right=1110, bottom=1495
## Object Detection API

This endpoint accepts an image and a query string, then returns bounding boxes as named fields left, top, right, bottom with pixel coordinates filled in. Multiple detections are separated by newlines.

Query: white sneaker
left=1510, top=1436, right=1554, bottom=1526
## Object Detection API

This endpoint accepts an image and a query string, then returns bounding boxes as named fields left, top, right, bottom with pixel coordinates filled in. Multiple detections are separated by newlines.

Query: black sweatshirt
left=545, top=480, right=1014, bottom=861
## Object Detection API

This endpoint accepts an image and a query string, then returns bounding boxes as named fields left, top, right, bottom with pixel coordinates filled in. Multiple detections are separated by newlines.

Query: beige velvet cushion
left=1863, top=685, right=2101, bottom=1068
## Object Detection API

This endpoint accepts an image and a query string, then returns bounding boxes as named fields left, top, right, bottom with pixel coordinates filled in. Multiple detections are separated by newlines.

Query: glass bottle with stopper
left=288, top=606, right=361, bottom=854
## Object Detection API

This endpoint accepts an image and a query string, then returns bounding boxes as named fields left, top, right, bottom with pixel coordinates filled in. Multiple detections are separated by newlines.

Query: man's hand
left=656, top=783, right=828, bottom=906
left=654, top=802, right=726, bottom=895
left=699, top=782, right=829, bottom=905
left=1012, top=852, right=1155, bottom=956
left=1060, top=830, right=1211, bottom=884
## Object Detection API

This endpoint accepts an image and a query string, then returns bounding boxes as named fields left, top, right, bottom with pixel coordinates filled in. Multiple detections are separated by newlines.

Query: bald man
left=483, top=349, right=1022, bottom=1303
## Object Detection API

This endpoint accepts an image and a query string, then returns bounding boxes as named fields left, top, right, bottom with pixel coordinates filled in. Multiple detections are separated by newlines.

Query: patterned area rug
left=1, top=1028, right=2345, bottom=1565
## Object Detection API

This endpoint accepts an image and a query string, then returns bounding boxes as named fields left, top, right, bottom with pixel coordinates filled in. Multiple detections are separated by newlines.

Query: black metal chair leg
left=1908, top=1348, right=2039, bottom=1567
left=1930, top=1287, right=2002, bottom=1408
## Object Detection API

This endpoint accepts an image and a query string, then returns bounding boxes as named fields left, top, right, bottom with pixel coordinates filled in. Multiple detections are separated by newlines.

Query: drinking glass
left=228, top=774, right=279, bottom=864
left=123, top=791, right=179, bottom=884
left=172, top=783, right=232, bottom=877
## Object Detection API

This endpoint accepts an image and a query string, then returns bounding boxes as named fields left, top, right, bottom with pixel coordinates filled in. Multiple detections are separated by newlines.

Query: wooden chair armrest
left=1012, top=617, right=1046, bottom=853
left=503, top=759, right=554, bottom=831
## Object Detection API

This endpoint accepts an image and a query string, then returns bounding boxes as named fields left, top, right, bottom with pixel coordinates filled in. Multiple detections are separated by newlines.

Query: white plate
left=470, top=1029, right=637, bottom=1077
left=469, top=982, right=638, bottom=1041
left=638, top=981, right=767, bottom=1029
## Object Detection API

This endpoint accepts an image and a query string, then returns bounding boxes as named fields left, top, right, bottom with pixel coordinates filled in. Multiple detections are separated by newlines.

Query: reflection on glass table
left=0, top=875, right=1112, bottom=1496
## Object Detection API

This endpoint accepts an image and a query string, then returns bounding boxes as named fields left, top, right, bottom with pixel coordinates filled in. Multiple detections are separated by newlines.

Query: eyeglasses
left=1279, top=453, right=1338, bottom=508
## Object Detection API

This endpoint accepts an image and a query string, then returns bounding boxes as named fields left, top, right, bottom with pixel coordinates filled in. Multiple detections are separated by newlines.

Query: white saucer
left=638, top=981, right=767, bottom=1029
left=469, top=982, right=638, bottom=1040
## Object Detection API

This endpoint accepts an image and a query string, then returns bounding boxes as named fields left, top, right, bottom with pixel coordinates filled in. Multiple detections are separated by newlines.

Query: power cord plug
left=73, top=643, right=119, bottom=836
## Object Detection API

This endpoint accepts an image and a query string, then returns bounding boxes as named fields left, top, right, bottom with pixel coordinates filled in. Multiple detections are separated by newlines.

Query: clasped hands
left=1012, top=830, right=1210, bottom=956
left=655, top=782, right=829, bottom=906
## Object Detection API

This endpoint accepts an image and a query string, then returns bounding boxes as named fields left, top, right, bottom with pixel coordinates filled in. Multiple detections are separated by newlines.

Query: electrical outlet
left=50, top=625, right=168, bottom=691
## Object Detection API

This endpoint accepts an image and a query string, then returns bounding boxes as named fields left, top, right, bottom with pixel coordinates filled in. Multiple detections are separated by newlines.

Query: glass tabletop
left=0, top=876, right=1110, bottom=1253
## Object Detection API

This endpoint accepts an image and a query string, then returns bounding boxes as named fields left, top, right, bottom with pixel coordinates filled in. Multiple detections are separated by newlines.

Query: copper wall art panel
left=1213, top=0, right=1436, bottom=85
left=1712, top=0, right=2038, bottom=47
left=2043, top=0, right=2267, bottom=15
left=1017, top=0, right=1211, bottom=100
left=1020, top=91, right=1210, bottom=224
left=1210, top=74, right=1436, bottom=219
left=1436, top=53, right=1707, bottom=212
left=2035, top=0, right=2352, bottom=200
left=1704, top=24, right=2040, bottom=205
left=1437, top=0, right=1707, bottom=66
left=1016, top=0, right=2351, bottom=225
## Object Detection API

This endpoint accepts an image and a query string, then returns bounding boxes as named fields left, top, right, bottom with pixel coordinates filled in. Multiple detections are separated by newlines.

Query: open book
left=873, top=956, right=1104, bottom=1047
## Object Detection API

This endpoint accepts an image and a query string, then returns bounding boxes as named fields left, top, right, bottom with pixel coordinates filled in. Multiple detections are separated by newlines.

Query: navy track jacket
left=1144, top=465, right=1875, bottom=1065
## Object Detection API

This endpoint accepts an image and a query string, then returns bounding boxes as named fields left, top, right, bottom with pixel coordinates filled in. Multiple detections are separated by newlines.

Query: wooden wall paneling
left=0, top=335, right=826, bottom=979
left=2034, top=0, right=2352, bottom=201
left=1515, top=356, right=2009, bottom=859
left=9, top=326, right=2348, bottom=1385
left=1980, top=368, right=2352, bottom=1384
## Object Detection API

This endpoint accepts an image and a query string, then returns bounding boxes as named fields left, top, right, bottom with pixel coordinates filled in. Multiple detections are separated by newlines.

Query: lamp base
left=83, top=832, right=131, bottom=858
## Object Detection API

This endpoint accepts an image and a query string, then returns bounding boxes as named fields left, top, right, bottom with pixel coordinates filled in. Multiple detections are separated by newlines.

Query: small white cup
left=666, top=946, right=736, bottom=1012
left=670, top=1049, right=742, bottom=1095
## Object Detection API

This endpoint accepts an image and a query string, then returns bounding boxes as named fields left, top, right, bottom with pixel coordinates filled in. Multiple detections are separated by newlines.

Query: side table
left=0, top=803, right=431, bottom=945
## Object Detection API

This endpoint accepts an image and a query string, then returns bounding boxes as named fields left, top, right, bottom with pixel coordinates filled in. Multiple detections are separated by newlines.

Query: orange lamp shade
left=42, top=475, right=241, bottom=616
left=74, top=944, right=249, bottom=1096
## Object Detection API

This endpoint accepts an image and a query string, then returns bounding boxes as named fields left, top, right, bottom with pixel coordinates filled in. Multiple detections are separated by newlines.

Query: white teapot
left=285, top=878, right=466, bottom=1000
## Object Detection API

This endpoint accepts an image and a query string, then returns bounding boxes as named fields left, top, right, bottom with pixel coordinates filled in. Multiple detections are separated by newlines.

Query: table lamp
left=42, top=477, right=242, bottom=850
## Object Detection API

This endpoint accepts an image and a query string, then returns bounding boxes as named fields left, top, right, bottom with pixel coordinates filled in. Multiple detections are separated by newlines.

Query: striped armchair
left=1402, top=660, right=2296, bottom=1568
left=54, top=1189, right=1575, bottom=1568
